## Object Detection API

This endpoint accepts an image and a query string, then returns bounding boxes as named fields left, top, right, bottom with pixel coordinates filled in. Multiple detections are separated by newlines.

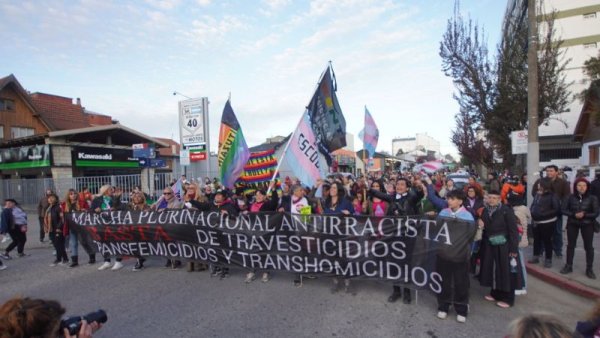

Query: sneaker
left=17, top=253, right=28, bottom=258
left=515, top=289, right=527, bottom=296
left=98, top=262, right=112, bottom=271
left=132, top=262, right=144, bottom=271
left=245, top=272, right=256, bottom=283
left=111, top=261, right=124, bottom=271
left=456, top=315, right=467, bottom=323
left=0, top=264, right=6, bottom=270
left=0, top=253, right=11, bottom=260
left=49, top=260, right=60, bottom=267
left=58, top=260, right=68, bottom=266
left=437, top=311, right=448, bottom=319
left=261, top=272, right=270, bottom=283
left=68, top=261, right=79, bottom=268
left=293, top=279, right=302, bottom=288
left=544, top=259, right=552, bottom=268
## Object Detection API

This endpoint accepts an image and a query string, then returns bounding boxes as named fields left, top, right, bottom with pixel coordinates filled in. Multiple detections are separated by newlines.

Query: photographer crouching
left=0, top=297, right=105, bottom=338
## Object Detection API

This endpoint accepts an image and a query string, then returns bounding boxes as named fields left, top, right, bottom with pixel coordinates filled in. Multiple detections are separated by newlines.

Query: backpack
left=12, top=206, right=27, bottom=225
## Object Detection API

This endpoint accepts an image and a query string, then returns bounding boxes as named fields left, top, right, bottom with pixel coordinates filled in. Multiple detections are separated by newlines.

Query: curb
left=526, top=262, right=600, bottom=299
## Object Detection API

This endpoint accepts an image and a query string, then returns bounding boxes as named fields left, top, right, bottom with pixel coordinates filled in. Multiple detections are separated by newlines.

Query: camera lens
left=84, top=309, right=108, bottom=325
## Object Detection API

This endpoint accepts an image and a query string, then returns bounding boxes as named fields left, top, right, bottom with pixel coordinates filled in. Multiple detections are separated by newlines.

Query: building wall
left=392, top=133, right=440, bottom=156
left=538, top=1, right=600, bottom=136
left=0, top=86, right=48, bottom=140
left=392, top=138, right=416, bottom=156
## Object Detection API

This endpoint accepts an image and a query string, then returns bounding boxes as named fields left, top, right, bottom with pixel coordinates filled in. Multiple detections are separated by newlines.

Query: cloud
left=185, top=15, right=246, bottom=46
left=196, top=0, right=211, bottom=6
left=145, top=0, right=180, bottom=10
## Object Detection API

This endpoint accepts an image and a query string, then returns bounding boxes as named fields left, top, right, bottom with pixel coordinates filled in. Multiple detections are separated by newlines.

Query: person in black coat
left=205, top=190, right=237, bottom=279
left=529, top=178, right=561, bottom=268
left=369, top=177, right=418, bottom=304
left=560, top=177, right=600, bottom=279
left=478, top=190, right=522, bottom=308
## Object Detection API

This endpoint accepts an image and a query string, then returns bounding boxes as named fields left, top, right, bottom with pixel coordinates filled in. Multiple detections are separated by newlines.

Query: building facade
left=392, top=133, right=441, bottom=157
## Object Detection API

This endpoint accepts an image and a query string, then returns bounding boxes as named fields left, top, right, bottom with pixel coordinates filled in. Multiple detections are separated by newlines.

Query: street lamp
left=173, top=91, right=192, bottom=100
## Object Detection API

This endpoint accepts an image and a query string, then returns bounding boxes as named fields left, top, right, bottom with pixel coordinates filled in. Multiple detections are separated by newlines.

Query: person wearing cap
left=478, top=190, right=522, bottom=309
left=560, top=177, right=600, bottom=279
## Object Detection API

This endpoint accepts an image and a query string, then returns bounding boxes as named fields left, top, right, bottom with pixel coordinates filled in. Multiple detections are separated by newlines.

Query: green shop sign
left=0, top=145, right=51, bottom=170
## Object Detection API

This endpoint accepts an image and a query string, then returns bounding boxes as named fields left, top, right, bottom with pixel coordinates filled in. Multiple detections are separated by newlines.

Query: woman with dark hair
left=322, top=181, right=354, bottom=293
left=61, top=189, right=94, bottom=268
left=529, top=178, right=560, bottom=268
left=560, top=177, right=600, bottom=278
left=0, top=296, right=100, bottom=338
left=46, top=194, right=69, bottom=267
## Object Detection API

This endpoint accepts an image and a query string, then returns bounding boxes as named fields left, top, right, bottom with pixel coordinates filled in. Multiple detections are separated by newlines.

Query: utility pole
left=527, top=0, right=540, bottom=208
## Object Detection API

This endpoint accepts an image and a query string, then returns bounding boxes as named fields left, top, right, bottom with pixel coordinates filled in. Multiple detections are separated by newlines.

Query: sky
left=0, top=0, right=507, bottom=157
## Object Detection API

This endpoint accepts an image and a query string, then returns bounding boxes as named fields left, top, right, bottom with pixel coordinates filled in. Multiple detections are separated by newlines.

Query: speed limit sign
left=179, top=98, right=207, bottom=146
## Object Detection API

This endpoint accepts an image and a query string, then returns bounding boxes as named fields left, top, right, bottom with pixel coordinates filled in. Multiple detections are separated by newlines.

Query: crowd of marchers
left=1, top=165, right=600, bottom=332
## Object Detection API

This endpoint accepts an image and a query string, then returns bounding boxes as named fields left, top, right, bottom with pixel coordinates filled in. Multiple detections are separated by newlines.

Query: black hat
left=215, top=189, right=226, bottom=196
left=4, top=198, right=17, bottom=204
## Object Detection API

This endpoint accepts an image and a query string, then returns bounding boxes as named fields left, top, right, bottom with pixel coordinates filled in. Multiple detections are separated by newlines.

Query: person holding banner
left=156, top=187, right=183, bottom=269
left=92, top=185, right=124, bottom=271
left=129, top=192, right=151, bottom=271
left=245, top=181, right=279, bottom=283
left=209, top=190, right=238, bottom=279
left=433, top=190, right=475, bottom=323
left=183, top=183, right=209, bottom=273
left=369, top=178, right=418, bottom=304
left=280, top=185, right=311, bottom=287
left=478, top=190, right=522, bottom=309
left=321, top=182, right=355, bottom=293
left=61, top=189, right=94, bottom=268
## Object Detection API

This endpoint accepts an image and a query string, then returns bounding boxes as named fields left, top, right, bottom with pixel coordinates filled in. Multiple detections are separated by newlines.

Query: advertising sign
left=511, top=130, right=528, bottom=155
left=179, top=98, right=208, bottom=146
left=73, top=146, right=139, bottom=168
left=132, top=143, right=155, bottom=159
left=0, top=145, right=51, bottom=170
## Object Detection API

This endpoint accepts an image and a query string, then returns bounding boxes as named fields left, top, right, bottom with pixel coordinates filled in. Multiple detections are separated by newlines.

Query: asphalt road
left=0, top=211, right=594, bottom=337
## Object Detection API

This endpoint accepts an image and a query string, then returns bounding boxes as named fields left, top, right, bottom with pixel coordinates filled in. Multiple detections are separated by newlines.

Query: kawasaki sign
left=0, top=145, right=52, bottom=170
left=73, top=146, right=139, bottom=168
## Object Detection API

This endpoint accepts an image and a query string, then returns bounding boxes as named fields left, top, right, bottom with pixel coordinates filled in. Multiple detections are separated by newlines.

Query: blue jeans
left=69, top=232, right=79, bottom=257
left=553, top=217, right=563, bottom=256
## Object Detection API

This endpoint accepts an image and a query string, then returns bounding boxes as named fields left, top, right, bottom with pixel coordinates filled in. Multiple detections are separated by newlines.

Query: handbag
left=593, top=220, right=600, bottom=234
left=20, top=224, right=27, bottom=233
left=488, top=234, right=507, bottom=246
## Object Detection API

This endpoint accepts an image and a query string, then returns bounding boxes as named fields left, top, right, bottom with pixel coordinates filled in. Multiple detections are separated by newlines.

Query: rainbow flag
left=235, top=149, right=280, bottom=194
left=218, top=100, right=250, bottom=189
left=358, top=106, right=379, bottom=159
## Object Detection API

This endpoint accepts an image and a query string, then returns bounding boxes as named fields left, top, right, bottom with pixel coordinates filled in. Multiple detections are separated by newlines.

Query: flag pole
left=266, top=113, right=304, bottom=195
left=362, top=105, right=367, bottom=176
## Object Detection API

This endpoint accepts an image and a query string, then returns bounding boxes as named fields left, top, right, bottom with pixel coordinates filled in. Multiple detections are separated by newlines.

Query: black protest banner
left=69, top=211, right=476, bottom=293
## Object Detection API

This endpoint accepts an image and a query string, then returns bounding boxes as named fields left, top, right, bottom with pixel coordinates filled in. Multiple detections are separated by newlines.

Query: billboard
left=179, top=98, right=209, bottom=147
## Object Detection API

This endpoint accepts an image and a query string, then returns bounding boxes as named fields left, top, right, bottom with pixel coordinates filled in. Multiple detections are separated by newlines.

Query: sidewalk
left=523, top=225, right=600, bottom=299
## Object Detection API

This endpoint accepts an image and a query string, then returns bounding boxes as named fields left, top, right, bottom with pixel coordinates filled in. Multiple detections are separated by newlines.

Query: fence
left=0, top=173, right=175, bottom=207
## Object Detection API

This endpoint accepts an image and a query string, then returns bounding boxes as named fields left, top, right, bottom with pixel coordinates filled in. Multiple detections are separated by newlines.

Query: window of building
left=10, top=127, right=34, bottom=139
left=584, top=42, right=598, bottom=49
left=0, top=98, right=15, bottom=111
left=590, top=146, right=600, bottom=165
left=584, top=12, right=597, bottom=19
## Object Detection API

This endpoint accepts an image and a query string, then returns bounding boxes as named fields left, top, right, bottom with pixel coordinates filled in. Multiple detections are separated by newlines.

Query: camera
left=60, top=309, right=107, bottom=336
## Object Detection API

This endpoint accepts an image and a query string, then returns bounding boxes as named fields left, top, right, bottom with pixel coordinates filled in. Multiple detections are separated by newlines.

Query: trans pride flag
left=218, top=100, right=250, bottom=189
left=359, top=106, right=379, bottom=159
left=284, top=110, right=326, bottom=187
